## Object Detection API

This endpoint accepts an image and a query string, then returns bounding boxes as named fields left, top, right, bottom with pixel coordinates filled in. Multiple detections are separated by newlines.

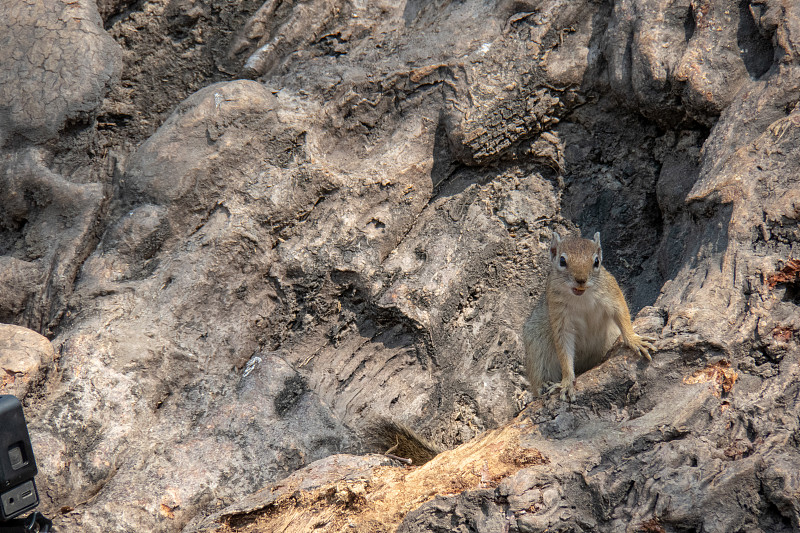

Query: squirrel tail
left=363, top=417, right=441, bottom=466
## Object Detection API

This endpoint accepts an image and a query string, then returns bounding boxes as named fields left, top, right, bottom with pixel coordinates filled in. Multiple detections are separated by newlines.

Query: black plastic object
left=0, top=396, right=39, bottom=521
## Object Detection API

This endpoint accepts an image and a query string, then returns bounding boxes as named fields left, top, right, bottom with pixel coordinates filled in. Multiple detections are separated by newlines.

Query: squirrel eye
left=593, top=257, right=600, bottom=268
left=559, top=256, right=567, bottom=268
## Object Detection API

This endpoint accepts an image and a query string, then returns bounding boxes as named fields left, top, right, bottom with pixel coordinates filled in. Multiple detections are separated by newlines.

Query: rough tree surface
left=0, top=0, right=798, bottom=532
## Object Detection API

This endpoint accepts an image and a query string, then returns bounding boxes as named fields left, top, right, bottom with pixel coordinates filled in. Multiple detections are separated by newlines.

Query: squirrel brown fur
left=523, top=231, right=655, bottom=401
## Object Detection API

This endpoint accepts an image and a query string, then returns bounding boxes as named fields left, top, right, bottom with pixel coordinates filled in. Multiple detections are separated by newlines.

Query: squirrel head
left=549, top=231, right=603, bottom=296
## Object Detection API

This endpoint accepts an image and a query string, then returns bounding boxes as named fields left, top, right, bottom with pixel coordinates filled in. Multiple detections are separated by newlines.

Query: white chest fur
left=561, top=290, right=620, bottom=364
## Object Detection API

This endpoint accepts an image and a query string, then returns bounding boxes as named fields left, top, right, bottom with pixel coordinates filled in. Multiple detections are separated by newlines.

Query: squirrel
left=364, top=231, right=654, bottom=463
left=523, top=231, right=655, bottom=401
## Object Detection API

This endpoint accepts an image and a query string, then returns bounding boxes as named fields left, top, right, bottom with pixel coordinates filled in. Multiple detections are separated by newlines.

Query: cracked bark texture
left=0, top=0, right=798, bottom=532
left=0, top=0, right=121, bottom=144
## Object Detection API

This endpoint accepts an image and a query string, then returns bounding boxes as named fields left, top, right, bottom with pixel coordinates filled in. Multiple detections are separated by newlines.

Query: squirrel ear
left=593, top=232, right=602, bottom=262
left=550, top=231, right=561, bottom=259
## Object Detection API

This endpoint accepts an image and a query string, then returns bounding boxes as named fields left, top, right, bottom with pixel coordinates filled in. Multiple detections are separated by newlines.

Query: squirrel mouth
left=572, top=287, right=586, bottom=295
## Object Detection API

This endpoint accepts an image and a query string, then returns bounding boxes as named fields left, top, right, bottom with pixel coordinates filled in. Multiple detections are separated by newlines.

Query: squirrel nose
left=575, top=277, right=587, bottom=285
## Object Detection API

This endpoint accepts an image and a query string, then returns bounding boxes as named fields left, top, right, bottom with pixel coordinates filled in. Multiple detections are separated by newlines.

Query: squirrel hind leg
left=526, top=375, right=545, bottom=396
left=532, top=379, right=555, bottom=397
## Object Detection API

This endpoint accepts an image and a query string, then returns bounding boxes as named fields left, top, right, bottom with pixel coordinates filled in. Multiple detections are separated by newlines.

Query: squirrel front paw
left=628, top=334, right=656, bottom=361
left=546, top=378, right=576, bottom=402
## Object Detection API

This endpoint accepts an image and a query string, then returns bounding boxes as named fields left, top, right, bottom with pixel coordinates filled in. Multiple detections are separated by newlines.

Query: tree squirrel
left=523, top=231, right=655, bottom=401
left=364, top=232, right=653, bottom=463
